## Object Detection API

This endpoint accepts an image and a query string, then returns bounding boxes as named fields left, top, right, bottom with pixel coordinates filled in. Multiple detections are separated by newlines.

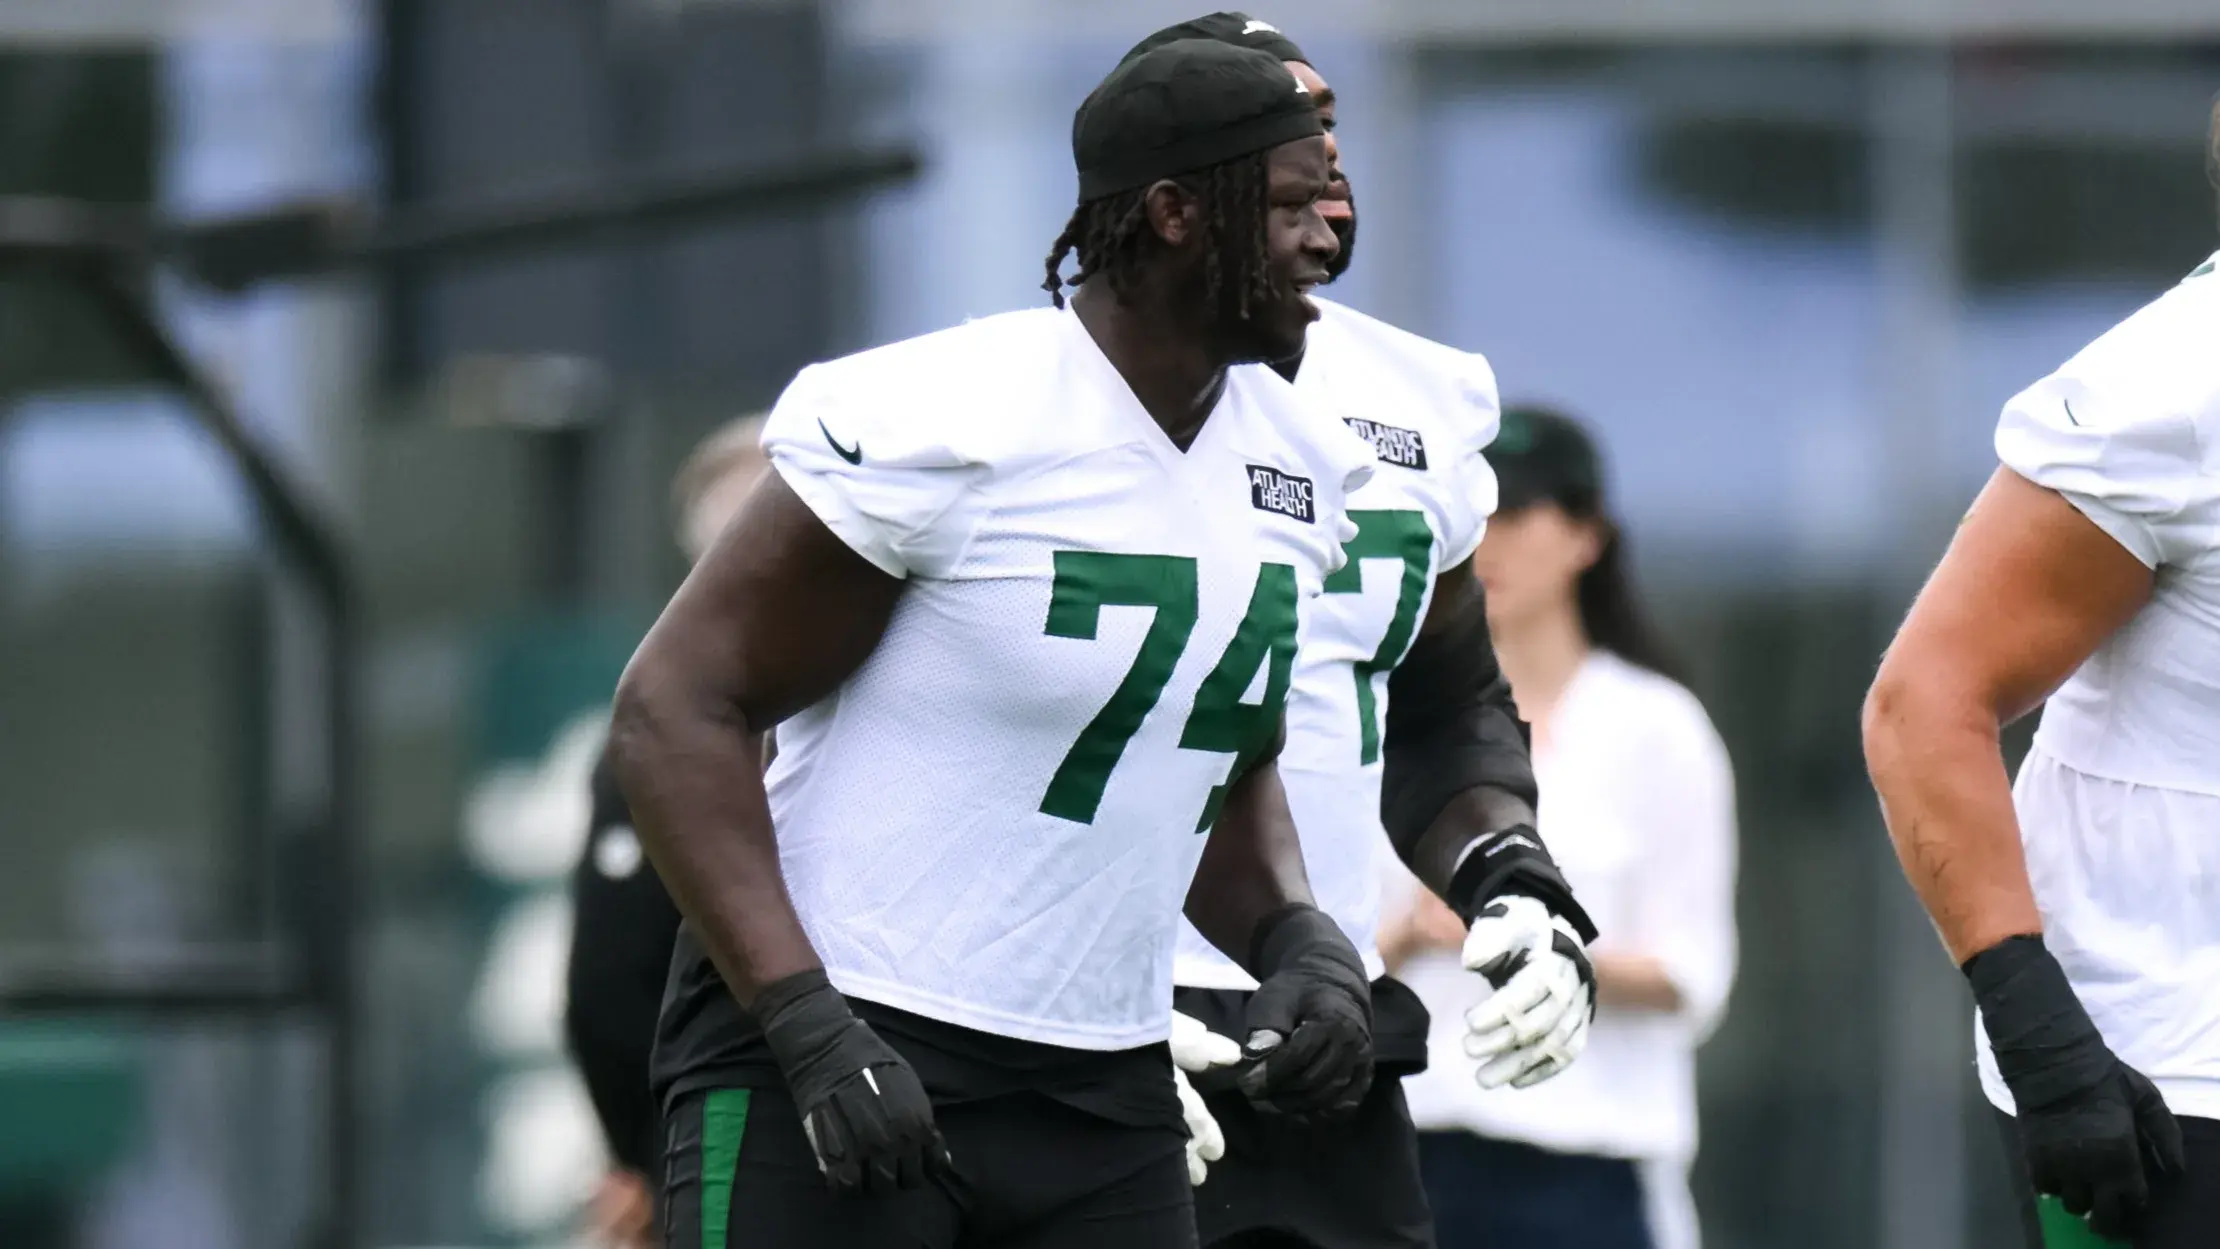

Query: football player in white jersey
left=612, top=41, right=1384, bottom=1249
left=1115, top=15, right=1602, bottom=1249
left=1867, top=241, right=2220, bottom=1247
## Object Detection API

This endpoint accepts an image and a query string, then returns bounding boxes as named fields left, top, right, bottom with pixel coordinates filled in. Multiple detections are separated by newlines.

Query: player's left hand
left=1237, top=905, right=1375, bottom=1120
left=1460, top=894, right=1595, bottom=1089
left=1169, top=1012, right=1241, bottom=1185
left=755, top=969, right=956, bottom=1196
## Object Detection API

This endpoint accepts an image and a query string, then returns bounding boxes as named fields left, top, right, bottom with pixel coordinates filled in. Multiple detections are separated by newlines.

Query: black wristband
left=1444, top=824, right=1600, bottom=942
left=1249, top=903, right=1316, bottom=976
left=754, top=967, right=840, bottom=1025
left=1249, top=904, right=1362, bottom=980
left=754, top=968, right=857, bottom=1070
left=1964, top=934, right=2113, bottom=1111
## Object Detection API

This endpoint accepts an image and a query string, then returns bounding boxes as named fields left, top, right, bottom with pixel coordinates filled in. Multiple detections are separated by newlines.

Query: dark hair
left=1498, top=403, right=1684, bottom=683
left=1041, top=151, right=1271, bottom=314
left=1567, top=517, right=1684, bottom=684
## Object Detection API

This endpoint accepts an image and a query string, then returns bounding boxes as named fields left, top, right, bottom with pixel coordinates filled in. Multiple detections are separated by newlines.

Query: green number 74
left=1038, top=551, right=1298, bottom=830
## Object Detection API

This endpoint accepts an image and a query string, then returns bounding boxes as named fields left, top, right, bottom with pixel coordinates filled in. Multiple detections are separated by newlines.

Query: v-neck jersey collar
left=1058, top=305, right=1236, bottom=466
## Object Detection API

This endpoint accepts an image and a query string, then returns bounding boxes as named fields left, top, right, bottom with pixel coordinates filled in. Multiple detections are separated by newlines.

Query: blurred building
left=3, top=2, right=2218, bottom=1247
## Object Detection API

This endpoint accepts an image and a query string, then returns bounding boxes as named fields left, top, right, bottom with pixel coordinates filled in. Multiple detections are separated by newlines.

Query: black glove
left=756, top=969, right=954, bottom=1196
left=1967, top=935, right=2183, bottom=1239
left=1233, top=904, right=1374, bottom=1120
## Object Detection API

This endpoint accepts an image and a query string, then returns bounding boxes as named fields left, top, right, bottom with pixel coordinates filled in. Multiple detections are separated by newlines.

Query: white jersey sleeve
left=1994, top=258, right=2220, bottom=570
left=1442, top=351, right=1503, bottom=567
left=761, top=363, right=990, bottom=578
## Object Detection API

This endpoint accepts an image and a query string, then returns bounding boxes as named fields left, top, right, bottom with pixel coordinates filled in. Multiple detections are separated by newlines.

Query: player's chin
left=1243, top=299, right=1316, bottom=363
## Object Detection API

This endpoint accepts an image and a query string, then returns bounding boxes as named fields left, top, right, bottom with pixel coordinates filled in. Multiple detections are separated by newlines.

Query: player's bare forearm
left=1406, top=785, right=1535, bottom=902
left=609, top=668, right=814, bottom=1003
left=1591, top=952, right=1682, bottom=1012
left=1381, top=562, right=1540, bottom=899
left=1863, top=468, right=2151, bottom=964
left=1185, top=749, right=1318, bottom=977
left=610, top=470, right=905, bottom=1006
left=1863, top=657, right=2036, bottom=964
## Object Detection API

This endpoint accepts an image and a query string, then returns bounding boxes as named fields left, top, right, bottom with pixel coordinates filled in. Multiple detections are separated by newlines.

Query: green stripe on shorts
left=701, top=1089, right=752, bottom=1249
left=2037, top=1195, right=2128, bottom=1248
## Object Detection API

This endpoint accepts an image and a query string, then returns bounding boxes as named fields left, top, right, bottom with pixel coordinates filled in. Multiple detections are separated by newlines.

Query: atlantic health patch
left=1247, top=464, right=1316, bottom=523
left=1343, top=417, right=1429, bottom=471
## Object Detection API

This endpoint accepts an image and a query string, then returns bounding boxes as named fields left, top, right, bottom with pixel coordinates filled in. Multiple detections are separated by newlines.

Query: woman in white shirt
left=1864, top=246, right=2220, bottom=1248
left=1381, top=406, right=1737, bottom=1249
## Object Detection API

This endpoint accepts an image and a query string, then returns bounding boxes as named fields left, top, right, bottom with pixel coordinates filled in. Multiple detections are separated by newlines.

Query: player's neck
left=1070, top=283, right=1227, bottom=450
left=1491, top=601, right=1591, bottom=729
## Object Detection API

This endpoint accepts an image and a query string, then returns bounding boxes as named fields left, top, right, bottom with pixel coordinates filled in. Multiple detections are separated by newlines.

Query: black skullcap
left=1073, top=38, right=1322, bottom=202
left=1121, top=12, right=1309, bottom=69
left=1491, top=406, right=1605, bottom=513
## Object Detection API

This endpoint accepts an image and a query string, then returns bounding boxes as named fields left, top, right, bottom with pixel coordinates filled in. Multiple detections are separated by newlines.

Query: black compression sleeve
left=1378, top=582, right=1596, bottom=939
left=1379, top=584, right=1537, bottom=863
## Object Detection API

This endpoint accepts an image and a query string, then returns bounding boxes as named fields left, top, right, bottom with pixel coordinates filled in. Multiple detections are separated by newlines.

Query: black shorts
left=1176, top=977, right=1434, bottom=1249
left=1994, top=1107, right=2220, bottom=1248
left=664, top=1084, right=1196, bottom=1249
left=1188, top=1077, right=1434, bottom=1249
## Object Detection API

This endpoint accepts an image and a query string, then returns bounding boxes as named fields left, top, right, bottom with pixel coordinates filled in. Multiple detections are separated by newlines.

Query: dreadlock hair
left=1041, top=151, right=1274, bottom=317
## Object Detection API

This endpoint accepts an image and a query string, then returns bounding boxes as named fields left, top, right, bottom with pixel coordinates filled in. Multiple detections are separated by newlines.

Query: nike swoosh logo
left=818, top=418, right=862, bottom=465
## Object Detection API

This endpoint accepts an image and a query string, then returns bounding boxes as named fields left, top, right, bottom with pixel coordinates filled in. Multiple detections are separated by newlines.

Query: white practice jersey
left=1175, top=296, right=1502, bottom=988
left=760, top=307, right=1376, bottom=1050
left=1977, top=251, right=2220, bottom=1120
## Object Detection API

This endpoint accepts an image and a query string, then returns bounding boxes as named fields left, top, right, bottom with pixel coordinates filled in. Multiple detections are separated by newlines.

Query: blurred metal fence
left=3, top=5, right=2216, bottom=1247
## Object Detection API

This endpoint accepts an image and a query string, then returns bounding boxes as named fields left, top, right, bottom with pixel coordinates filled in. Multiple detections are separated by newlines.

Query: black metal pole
left=72, top=258, right=362, bottom=1249
left=0, top=114, right=923, bottom=1245
left=0, top=148, right=925, bottom=293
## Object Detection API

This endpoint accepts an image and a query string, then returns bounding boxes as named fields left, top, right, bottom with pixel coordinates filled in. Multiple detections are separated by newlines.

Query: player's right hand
left=1968, top=935, right=2184, bottom=1240
left=1460, top=894, right=1594, bottom=1089
left=1170, top=1010, right=1242, bottom=1185
left=1237, top=904, right=1375, bottom=1121
left=754, top=968, right=956, bottom=1196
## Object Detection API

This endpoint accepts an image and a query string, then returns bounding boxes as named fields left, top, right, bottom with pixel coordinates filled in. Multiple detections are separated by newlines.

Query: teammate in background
left=1864, top=240, right=2220, bottom=1246
left=1383, top=407, right=1736, bottom=1249
left=613, top=42, right=1380, bottom=1249
left=562, top=415, right=768, bottom=1249
left=1118, top=16, right=1602, bottom=1249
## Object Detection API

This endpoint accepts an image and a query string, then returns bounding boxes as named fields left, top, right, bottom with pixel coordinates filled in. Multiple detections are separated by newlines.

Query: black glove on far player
left=1233, top=904, right=1374, bottom=1121
left=1968, top=935, right=2183, bottom=1239
left=756, top=969, right=955, bottom=1196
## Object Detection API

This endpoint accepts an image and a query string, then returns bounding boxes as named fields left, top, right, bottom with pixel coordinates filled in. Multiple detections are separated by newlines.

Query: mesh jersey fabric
left=1174, top=296, right=1503, bottom=989
left=1978, top=252, right=2220, bottom=1122
left=665, top=306, right=1376, bottom=1067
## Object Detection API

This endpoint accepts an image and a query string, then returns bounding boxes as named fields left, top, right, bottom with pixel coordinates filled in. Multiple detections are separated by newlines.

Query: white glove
left=1460, top=894, right=1594, bottom=1090
left=1170, top=1010, right=1242, bottom=1186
